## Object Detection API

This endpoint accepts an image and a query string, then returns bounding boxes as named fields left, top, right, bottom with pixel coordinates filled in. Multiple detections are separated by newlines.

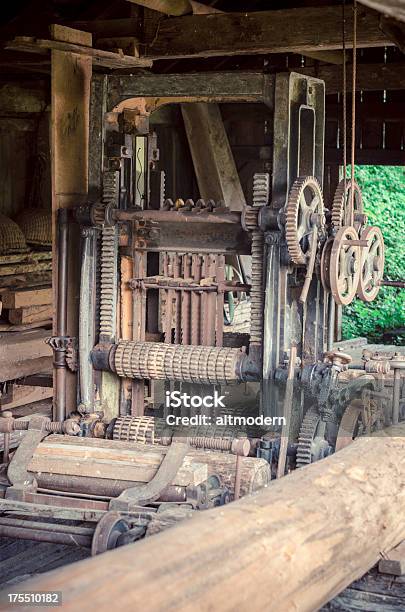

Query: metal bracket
left=6, top=416, right=50, bottom=489
left=109, top=441, right=189, bottom=510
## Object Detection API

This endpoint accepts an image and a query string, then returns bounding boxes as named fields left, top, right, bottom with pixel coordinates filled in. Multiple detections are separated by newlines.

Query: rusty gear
left=285, top=176, right=325, bottom=265
left=296, top=408, right=331, bottom=467
left=331, top=178, right=364, bottom=229
left=329, top=226, right=361, bottom=306
left=356, top=226, right=385, bottom=302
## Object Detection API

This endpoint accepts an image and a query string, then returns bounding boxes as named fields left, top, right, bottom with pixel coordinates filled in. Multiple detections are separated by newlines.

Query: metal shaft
left=54, top=208, right=69, bottom=422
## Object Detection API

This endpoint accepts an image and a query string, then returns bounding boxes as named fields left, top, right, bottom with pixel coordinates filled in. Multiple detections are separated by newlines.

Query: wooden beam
left=380, top=15, right=405, bottom=53
left=298, top=62, right=405, bottom=93
left=181, top=103, right=246, bottom=210
left=50, top=25, right=91, bottom=414
left=10, top=424, right=405, bottom=610
left=358, top=0, right=405, bottom=23
left=125, top=0, right=221, bottom=15
left=143, top=6, right=391, bottom=59
left=126, top=0, right=191, bottom=15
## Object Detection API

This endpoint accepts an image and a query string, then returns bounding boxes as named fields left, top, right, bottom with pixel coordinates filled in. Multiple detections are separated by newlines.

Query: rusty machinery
left=0, top=72, right=399, bottom=555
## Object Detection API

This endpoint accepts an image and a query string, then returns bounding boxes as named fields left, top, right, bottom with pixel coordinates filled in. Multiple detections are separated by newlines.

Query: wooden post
left=10, top=425, right=405, bottom=611
left=181, top=103, right=246, bottom=211
left=51, top=25, right=92, bottom=414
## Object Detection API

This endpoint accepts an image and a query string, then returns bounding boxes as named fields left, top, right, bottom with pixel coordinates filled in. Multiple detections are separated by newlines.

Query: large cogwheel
left=296, top=408, right=331, bottom=468
left=285, top=176, right=324, bottom=265
left=331, top=178, right=363, bottom=229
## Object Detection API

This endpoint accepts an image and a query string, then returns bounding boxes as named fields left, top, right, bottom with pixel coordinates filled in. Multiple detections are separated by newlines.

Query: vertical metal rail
left=54, top=208, right=68, bottom=422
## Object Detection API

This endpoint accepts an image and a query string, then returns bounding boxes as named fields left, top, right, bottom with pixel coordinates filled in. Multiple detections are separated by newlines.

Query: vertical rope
left=342, top=0, right=347, bottom=197
left=350, top=1, right=358, bottom=227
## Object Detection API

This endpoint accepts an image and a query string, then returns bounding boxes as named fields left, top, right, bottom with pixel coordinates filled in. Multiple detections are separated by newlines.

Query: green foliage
left=342, top=166, right=405, bottom=345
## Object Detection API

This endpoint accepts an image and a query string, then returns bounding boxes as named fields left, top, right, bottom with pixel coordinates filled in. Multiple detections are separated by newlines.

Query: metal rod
left=277, top=344, right=297, bottom=479
left=234, top=454, right=242, bottom=500
left=393, top=369, right=401, bottom=425
left=327, top=296, right=335, bottom=351
left=378, top=280, right=405, bottom=288
left=0, top=525, right=92, bottom=547
left=114, top=209, right=241, bottom=225
left=54, top=208, right=69, bottom=422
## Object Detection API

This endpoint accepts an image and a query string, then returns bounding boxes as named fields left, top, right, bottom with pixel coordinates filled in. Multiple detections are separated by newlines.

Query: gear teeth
left=285, top=176, right=324, bottom=265
left=114, top=341, right=242, bottom=385
left=99, top=171, right=119, bottom=342
left=331, top=179, right=363, bottom=229
left=253, top=173, right=270, bottom=207
left=296, top=408, right=321, bottom=468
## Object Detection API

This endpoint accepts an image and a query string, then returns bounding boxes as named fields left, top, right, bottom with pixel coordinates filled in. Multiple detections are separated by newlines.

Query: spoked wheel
left=335, top=398, right=384, bottom=452
left=357, top=226, right=385, bottom=302
left=330, top=226, right=361, bottom=305
left=285, top=176, right=325, bottom=265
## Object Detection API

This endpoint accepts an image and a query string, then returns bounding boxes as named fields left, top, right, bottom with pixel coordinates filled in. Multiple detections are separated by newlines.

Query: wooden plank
left=8, top=305, right=53, bottom=325
left=0, top=261, right=52, bottom=277
left=0, top=319, right=52, bottom=332
left=0, top=356, right=52, bottom=383
left=0, top=252, right=51, bottom=265
left=14, top=423, right=405, bottom=611
left=6, top=36, right=152, bottom=69
left=379, top=541, right=405, bottom=576
left=143, top=6, right=390, bottom=59
left=50, top=24, right=92, bottom=47
left=1, top=288, right=52, bottom=309
left=181, top=103, right=246, bottom=211
left=1, top=385, right=53, bottom=410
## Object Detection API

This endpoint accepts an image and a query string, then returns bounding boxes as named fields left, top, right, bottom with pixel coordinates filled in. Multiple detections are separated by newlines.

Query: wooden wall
left=0, top=81, right=50, bottom=218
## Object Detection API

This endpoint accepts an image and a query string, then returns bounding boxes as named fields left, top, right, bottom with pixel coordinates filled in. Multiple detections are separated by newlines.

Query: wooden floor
left=323, top=568, right=405, bottom=611
left=0, top=538, right=88, bottom=588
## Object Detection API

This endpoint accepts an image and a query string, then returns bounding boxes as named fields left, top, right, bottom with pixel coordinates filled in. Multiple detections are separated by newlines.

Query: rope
left=342, top=0, right=347, bottom=197
left=350, top=1, right=358, bottom=227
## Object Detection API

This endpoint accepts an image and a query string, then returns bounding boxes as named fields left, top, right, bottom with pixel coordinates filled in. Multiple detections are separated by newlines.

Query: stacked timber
left=0, top=329, right=52, bottom=383
left=0, top=285, right=52, bottom=329
left=27, top=435, right=271, bottom=500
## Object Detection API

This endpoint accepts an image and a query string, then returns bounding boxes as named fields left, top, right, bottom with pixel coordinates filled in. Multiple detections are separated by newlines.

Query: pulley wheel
left=330, top=226, right=361, bottom=306
left=91, top=511, right=130, bottom=556
left=357, top=226, right=385, bottom=302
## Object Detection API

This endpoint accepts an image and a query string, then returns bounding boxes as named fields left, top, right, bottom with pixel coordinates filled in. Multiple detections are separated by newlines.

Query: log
left=1, top=287, right=52, bottom=309
left=28, top=436, right=268, bottom=496
left=189, top=450, right=270, bottom=498
left=9, top=424, right=405, bottom=612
